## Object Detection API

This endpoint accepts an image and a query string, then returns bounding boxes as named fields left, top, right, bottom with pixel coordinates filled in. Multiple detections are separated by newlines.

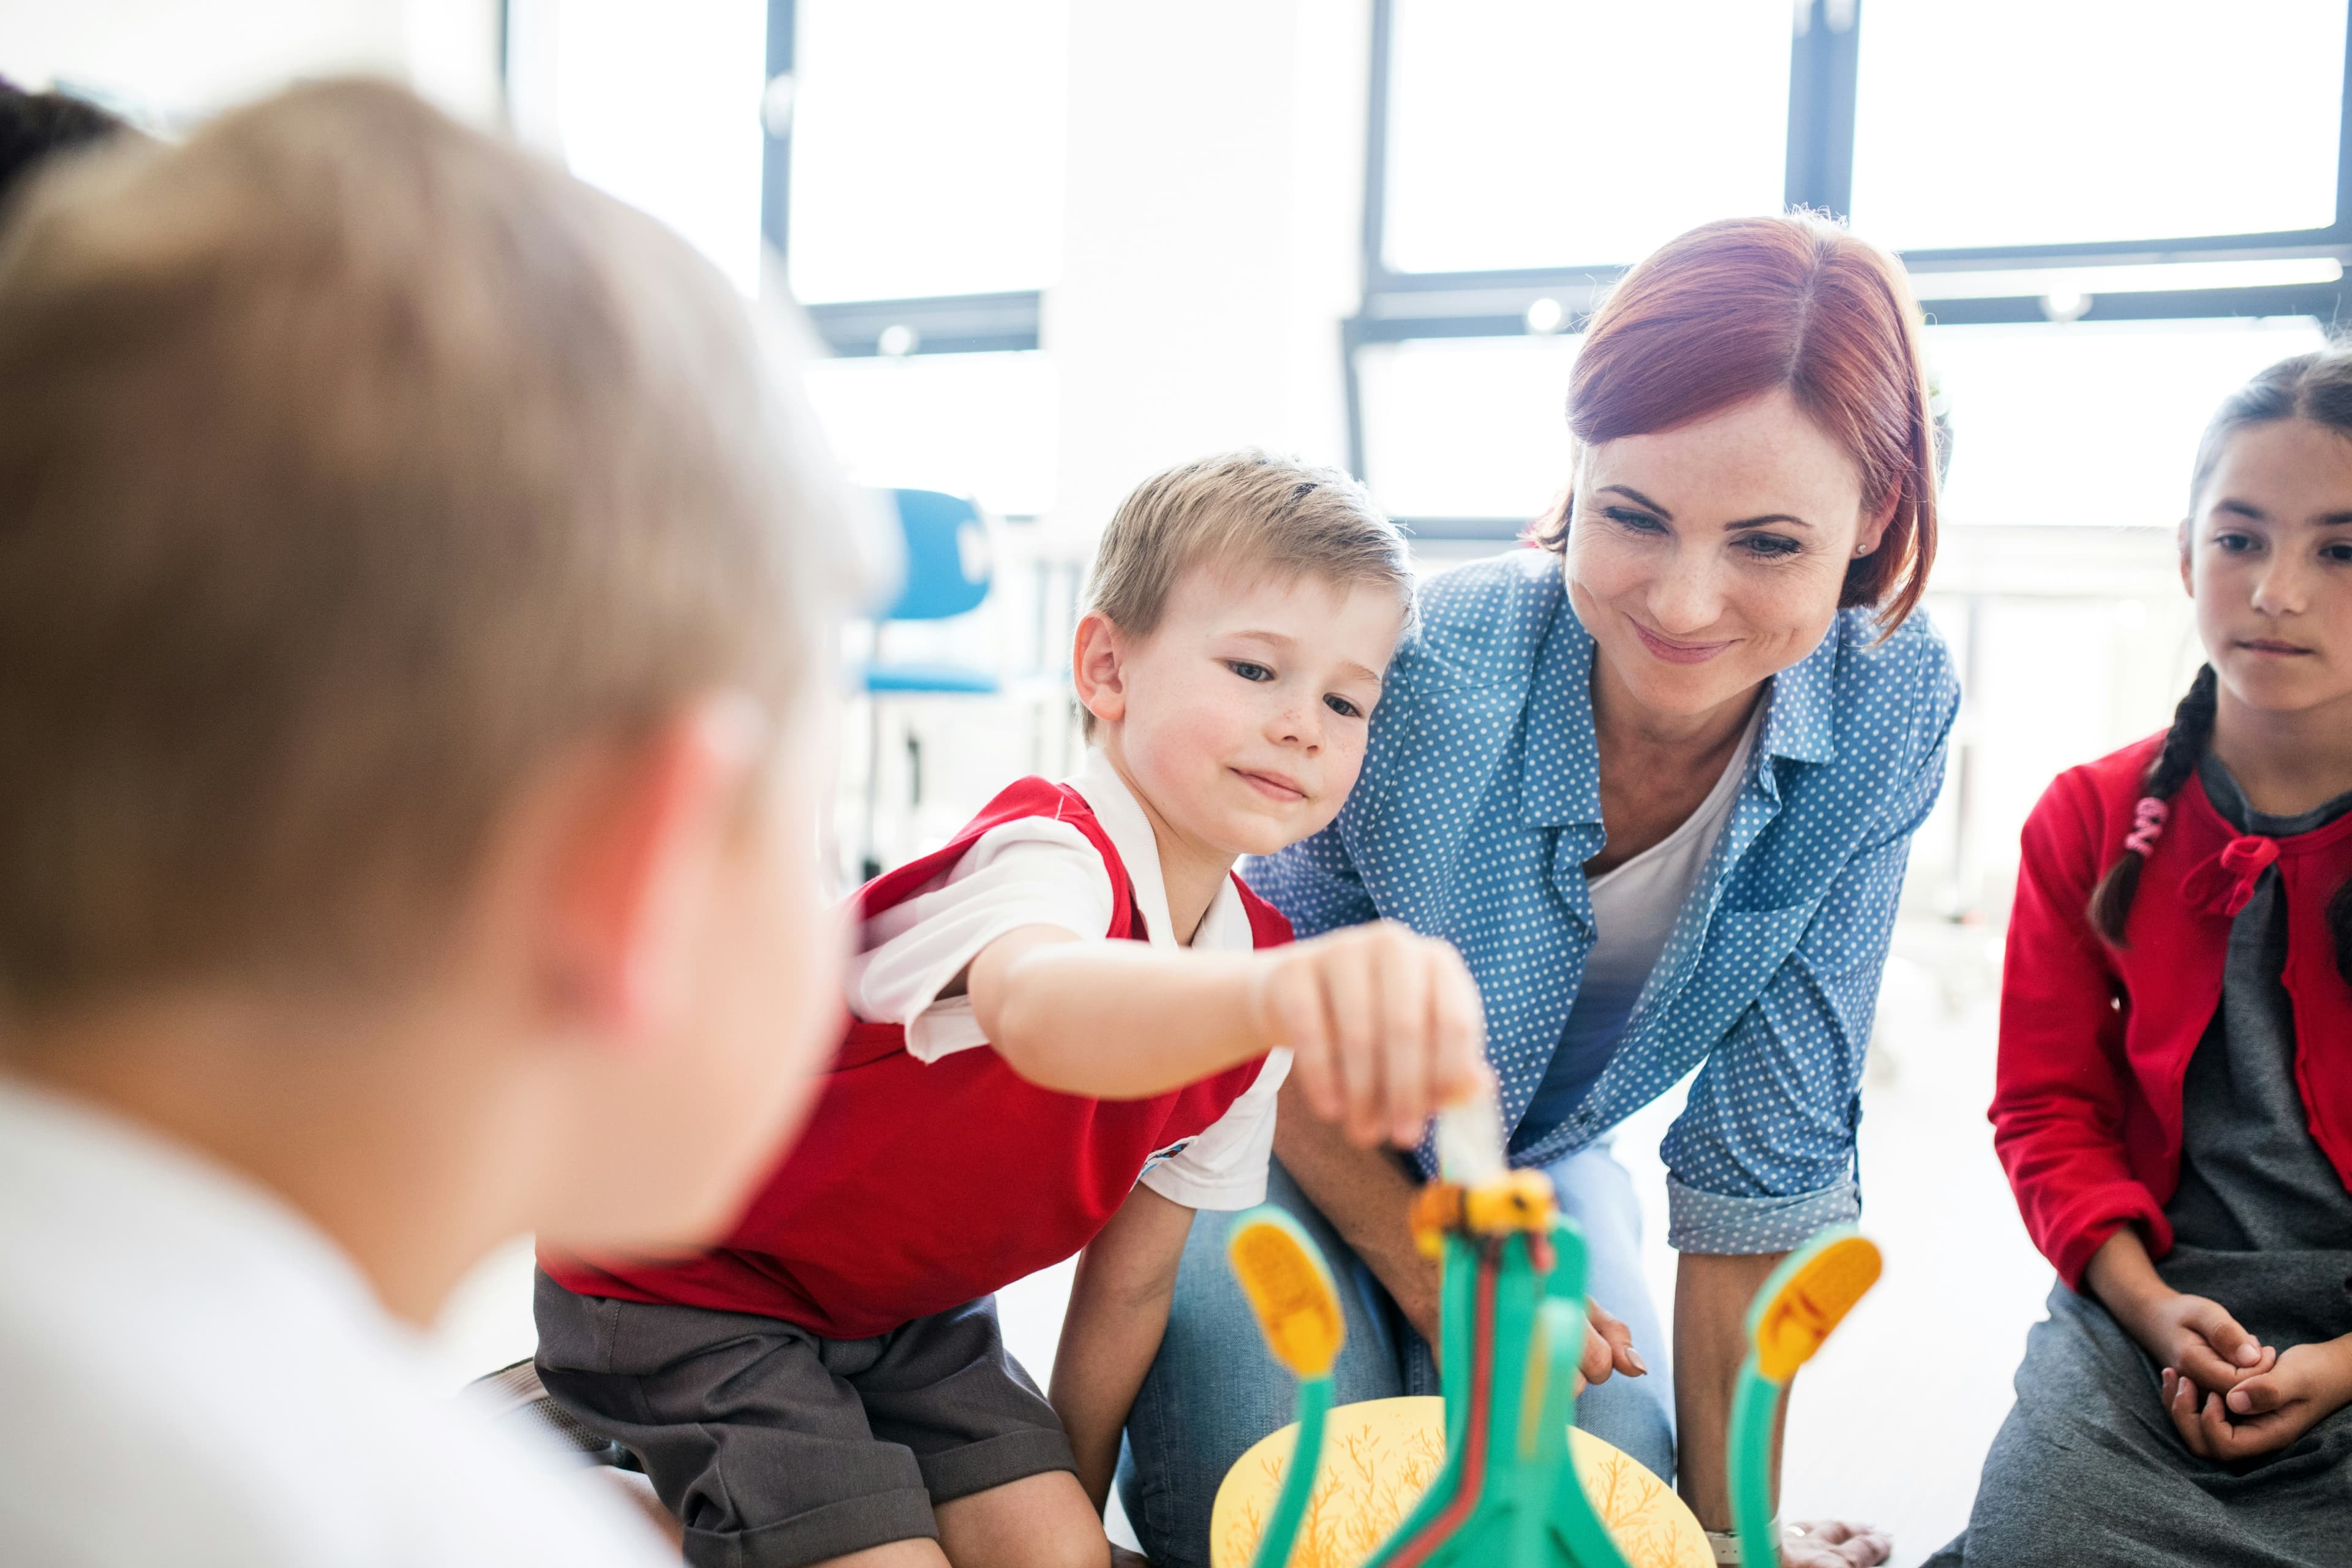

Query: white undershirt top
left=1520, top=704, right=1762, bottom=1137
left=0, top=1079, right=674, bottom=1568
left=842, top=748, right=1290, bottom=1211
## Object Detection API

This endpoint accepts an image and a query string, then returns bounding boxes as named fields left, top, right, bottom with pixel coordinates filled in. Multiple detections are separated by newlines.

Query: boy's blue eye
left=1324, top=694, right=1364, bottom=720
left=1225, top=660, right=1273, bottom=682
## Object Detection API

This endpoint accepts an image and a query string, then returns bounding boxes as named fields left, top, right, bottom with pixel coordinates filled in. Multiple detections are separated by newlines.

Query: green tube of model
left=1226, top=1206, right=1348, bottom=1568
left=1725, top=1228, right=1883, bottom=1568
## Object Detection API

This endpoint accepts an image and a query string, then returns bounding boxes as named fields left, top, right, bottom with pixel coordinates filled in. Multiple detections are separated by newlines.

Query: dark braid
left=2087, top=665, right=2217, bottom=946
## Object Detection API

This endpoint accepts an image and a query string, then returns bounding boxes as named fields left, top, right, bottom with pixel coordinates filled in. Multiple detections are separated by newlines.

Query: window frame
left=760, top=0, right=1044, bottom=358
left=1348, top=0, right=2352, bottom=540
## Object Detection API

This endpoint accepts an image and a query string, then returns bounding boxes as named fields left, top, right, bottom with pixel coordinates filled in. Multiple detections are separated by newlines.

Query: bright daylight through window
left=1355, top=0, right=2352, bottom=534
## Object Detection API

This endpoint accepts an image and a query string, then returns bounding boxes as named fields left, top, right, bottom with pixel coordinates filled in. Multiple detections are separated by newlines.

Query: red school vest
left=542, top=777, right=1289, bottom=1340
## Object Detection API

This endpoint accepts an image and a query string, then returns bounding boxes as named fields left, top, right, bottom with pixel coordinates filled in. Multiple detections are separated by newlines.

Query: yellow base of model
left=1210, top=1396, right=1710, bottom=1568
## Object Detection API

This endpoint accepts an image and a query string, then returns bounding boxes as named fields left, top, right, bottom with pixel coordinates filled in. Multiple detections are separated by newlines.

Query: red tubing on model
left=1384, top=1246, right=1501, bottom=1568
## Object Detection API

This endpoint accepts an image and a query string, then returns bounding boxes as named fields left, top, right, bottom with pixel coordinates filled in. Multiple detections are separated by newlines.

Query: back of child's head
left=2087, top=343, right=2352, bottom=973
left=1077, top=450, right=1412, bottom=737
left=0, top=79, right=854, bottom=1023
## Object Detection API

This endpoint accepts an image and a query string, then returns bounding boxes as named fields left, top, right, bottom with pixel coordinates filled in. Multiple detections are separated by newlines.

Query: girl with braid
left=1929, top=351, right=2352, bottom=1567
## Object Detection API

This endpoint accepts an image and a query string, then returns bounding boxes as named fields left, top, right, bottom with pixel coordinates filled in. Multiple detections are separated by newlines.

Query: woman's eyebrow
left=2215, top=498, right=2269, bottom=521
left=1597, top=484, right=1807, bottom=530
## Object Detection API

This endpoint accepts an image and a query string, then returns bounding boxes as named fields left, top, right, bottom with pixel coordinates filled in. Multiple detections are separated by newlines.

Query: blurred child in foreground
left=0, top=80, right=861, bottom=1566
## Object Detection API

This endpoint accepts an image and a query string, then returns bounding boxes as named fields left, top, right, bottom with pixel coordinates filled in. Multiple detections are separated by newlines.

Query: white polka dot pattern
left=1244, top=551, right=1959, bottom=1255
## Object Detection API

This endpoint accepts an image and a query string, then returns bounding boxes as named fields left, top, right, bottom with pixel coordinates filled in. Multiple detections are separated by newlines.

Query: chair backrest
left=883, top=488, right=992, bottom=622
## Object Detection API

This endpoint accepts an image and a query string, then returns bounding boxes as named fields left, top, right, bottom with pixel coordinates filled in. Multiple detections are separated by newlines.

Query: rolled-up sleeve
left=1660, top=677, right=1958, bottom=1254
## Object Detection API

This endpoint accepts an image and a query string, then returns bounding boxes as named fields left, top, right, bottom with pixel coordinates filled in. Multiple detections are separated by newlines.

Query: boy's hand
left=1252, top=921, right=1488, bottom=1147
left=2135, top=1291, right=2273, bottom=1393
left=2163, top=1338, right=2352, bottom=1461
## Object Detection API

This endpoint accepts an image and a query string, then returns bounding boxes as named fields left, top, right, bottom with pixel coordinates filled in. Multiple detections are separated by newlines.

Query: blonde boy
left=538, top=452, right=1488, bottom=1568
left=0, top=83, right=859, bottom=1566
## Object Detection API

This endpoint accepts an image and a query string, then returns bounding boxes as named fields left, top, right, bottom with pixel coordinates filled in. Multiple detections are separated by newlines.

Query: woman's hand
left=1777, top=1520, right=1892, bottom=1567
left=2163, top=1336, right=2352, bottom=1461
left=1579, top=1297, right=1646, bottom=1387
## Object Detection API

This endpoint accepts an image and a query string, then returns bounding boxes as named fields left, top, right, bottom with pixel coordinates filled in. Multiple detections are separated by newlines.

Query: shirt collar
left=1520, top=596, right=1605, bottom=827
left=1520, top=594, right=1841, bottom=828
left=0, top=1074, right=402, bottom=1341
left=1758, top=620, right=1841, bottom=766
left=1066, top=748, right=1250, bottom=951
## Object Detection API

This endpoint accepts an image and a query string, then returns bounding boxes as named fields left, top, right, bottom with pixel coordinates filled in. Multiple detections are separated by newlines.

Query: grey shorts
left=533, top=1271, right=1076, bottom=1568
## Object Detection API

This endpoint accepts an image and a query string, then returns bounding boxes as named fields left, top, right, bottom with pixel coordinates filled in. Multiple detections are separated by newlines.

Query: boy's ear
left=1071, top=611, right=1129, bottom=730
left=533, top=695, right=767, bottom=1035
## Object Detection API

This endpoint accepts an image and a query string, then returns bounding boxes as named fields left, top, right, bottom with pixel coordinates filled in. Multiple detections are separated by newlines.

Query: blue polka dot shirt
left=1246, top=551, right=1960, bottom=1254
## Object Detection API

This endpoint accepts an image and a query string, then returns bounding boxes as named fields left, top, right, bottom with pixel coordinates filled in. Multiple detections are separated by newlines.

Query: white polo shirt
left=845, top=749, right=1291, bottom=1210
left=0, top=1079, right=674, bottom=1568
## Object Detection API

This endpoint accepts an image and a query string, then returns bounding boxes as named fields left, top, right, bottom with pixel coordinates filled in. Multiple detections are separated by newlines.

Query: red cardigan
left=1993, top=731, right=2352, bottom=1288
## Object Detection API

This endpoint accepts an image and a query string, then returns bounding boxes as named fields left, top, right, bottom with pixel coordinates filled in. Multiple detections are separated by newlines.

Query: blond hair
left=1079, top=451, right=1410, bottom=736
left=0, top=80, right=858, bottom=1016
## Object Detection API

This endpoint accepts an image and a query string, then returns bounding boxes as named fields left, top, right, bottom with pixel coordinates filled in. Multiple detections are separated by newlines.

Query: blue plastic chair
left=857, top=489, right=999, bottom=876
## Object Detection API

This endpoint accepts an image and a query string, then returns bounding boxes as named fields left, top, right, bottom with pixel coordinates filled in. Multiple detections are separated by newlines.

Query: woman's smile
left=1628, top=616, right=1738, bottom=665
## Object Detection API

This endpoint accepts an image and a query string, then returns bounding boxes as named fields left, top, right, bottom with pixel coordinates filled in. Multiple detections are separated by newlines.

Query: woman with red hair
left=1122, top=214, right=1953, bottom=1568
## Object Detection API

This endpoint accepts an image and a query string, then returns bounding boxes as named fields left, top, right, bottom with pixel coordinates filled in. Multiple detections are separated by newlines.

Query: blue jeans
left=1118, top=1145, right=1675, bottom=1568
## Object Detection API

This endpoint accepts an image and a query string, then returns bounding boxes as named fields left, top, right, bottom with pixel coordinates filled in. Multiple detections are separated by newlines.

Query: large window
left=507, top=0, right=1065, bottom=519
left=1928, top=317, right=2327, bottom=529
left=507, top=0, right=771, bottom=295
left=775, top=0, right=1065, bottom=519
left=1353, top=0, right=2352, bottom=536
left=1382, top=0, right=1790, bottom=275
left=1850, top=0, right=2344, bottom=252
left=785, top=0, right=1065, bottom=304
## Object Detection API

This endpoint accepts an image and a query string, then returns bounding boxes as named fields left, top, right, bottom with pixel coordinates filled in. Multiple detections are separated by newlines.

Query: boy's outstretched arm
left=1050, top=1183, right=1199, bottom=1515
left=968, top=919, right=1487, bottom=1147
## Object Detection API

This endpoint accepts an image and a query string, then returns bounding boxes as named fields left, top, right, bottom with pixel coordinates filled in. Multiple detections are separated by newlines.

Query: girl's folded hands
left=2162, top=1337, right=2352, bottom=1461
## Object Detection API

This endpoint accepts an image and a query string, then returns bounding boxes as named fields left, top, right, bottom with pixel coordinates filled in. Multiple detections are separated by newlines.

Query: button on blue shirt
left=1245, top=551, right=1959, bottom=1254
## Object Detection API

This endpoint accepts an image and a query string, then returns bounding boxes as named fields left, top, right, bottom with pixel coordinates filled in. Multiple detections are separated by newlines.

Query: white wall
left=1047, top=0, right=1369, bottom=545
